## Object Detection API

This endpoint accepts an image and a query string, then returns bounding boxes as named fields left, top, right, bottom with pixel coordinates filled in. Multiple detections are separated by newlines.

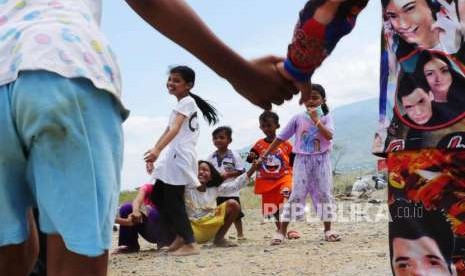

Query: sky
left=101, top=0, right=382, bottom=190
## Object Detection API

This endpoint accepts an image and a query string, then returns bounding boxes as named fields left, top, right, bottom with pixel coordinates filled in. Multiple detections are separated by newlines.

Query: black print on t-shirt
left=189, top=112, right=199, bottom=132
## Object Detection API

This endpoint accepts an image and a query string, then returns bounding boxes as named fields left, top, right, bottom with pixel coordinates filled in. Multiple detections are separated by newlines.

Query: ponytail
left=321, top=102, right=330, bottom=115
left=189, top=92, right=219, bottom=125
left=169, top=65, right=219, bottom=125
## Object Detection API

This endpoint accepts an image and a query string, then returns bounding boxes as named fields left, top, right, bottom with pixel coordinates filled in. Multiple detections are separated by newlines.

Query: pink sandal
left=287, top=230, right=301, bottom=239
left=324, top=230, right=341, bottom=242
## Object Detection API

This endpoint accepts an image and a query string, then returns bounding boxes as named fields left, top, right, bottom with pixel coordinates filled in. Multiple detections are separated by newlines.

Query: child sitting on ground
left=185, top=160, right=260, bottom=247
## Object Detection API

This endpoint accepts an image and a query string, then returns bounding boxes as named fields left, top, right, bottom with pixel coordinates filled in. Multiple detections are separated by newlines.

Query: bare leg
left=235, top=218, right=244, bottom=239
left=324, top=221, right=331, bottom=232
left=47, top=235, right=108, bottom=276
left=279, top=221, right=290, bottom=237
left=273, top=212, right=280, bottom=231
left=214, top=200, right=239, bottom=246
left=0, top=209, right=39, bottom=276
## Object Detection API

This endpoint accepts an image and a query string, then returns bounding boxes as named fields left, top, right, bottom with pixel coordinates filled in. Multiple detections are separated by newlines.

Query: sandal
left=324, top=230, right=341, bottom=242
left=286, top=230, right=301, bottom=239
left=270, top=232, right=285, bottom=246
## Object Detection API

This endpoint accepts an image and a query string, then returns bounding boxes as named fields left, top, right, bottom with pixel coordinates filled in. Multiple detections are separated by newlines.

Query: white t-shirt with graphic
left=208, top=149, right=245, bottom=197
left=154, top=96, right=200, bottom=187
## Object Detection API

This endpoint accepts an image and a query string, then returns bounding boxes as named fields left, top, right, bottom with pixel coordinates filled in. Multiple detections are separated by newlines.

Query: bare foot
left=167, top=236, right=184, bottom=252
left=169, top=244, right=200, bottom=256
left=213, top=238, right=238, bottom=248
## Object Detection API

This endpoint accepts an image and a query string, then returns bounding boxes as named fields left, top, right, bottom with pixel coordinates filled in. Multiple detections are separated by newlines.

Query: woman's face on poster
left=385, top=0, right=435, bottom=47
left=423, top=58, right=452, bottom=102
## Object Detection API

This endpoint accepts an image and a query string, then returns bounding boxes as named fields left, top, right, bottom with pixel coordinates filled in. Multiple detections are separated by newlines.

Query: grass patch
left=118, top=170, right=375, bottom=209
left=119, top=190, right=138, bottom=205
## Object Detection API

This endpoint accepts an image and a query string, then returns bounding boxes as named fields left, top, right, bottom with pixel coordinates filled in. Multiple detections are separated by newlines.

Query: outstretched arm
left=125, top=0, right=297, bottom=110
left=217, top=159, right=262, bottom=194
left=280, top=0, right=369, bottom=103
left=144, top=112, right=185, bottom=173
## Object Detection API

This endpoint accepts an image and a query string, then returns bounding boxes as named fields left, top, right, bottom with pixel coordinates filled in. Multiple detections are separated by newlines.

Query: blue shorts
left=0, top=71, right=124, bottom=257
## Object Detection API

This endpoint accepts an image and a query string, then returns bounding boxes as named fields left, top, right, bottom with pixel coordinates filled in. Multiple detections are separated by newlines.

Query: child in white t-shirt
left=145, top=65, right=219, bottom=256
left=208, top=126, right=246, bottom=240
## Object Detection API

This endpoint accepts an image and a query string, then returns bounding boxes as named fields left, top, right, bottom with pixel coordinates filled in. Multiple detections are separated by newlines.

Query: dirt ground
left=109, top=190, right=391, bottom=276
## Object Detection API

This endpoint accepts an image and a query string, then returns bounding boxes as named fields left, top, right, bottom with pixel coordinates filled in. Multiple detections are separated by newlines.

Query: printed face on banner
left=378, top=0, right=465, bottom=153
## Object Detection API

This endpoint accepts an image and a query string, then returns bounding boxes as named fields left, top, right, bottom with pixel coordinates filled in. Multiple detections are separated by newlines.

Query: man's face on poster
left=392, top=236, right=451, bottom=275
left=385, top=0, right=435, bottom=47
left=401, top=88, right=433, bottom=125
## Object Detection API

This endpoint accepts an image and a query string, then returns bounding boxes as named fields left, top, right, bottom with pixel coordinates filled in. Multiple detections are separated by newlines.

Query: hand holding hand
left=275, top=61, right=313, bottom=105
left=281, top=188, right=291, bottom=198
left=231, top=56, right=298, bottom=110
left=251, top=158, right=262, bottom=171
left=129, top=211, right=143, bottom=224
left=247, top=151, right=258, bottom=161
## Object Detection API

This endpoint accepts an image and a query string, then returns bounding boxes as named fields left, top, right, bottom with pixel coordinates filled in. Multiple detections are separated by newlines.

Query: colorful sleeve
left=277, top=115, right=298, bottom=141
left=285, top=0, right=369, bottom=82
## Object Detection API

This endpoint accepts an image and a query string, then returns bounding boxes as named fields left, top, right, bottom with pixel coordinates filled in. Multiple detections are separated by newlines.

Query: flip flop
left=324, top=230, right=341, bottom=242
left=286, top=230, right=301, bottom=239
left=270, top=232, right=285, bottom=246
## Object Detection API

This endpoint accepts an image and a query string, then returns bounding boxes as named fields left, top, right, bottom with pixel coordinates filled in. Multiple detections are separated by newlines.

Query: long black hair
left=170, top=66, right=219, bottom=125
left=414, top=50, right=465, bottom=103
left=198, top=160, right=224, bottom=187
left=311, top=83, right=330, bottom=115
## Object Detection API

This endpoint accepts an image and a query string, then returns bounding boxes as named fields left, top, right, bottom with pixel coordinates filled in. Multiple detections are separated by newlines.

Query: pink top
left=140, top=184, right=155, bottom=208
left=277, top=112, right=334, bottom=155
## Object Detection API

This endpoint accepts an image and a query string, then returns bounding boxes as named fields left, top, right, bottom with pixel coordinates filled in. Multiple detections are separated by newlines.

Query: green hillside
left=332, top=98, right=380, bottom=172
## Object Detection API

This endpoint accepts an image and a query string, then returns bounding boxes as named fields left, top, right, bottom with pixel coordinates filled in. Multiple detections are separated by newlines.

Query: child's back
left=1, top=1, right=123, bottom=107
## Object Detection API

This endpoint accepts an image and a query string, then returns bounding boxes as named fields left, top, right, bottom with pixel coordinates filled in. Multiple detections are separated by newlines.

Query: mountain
left=332, top=98, right=380, bottom=172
